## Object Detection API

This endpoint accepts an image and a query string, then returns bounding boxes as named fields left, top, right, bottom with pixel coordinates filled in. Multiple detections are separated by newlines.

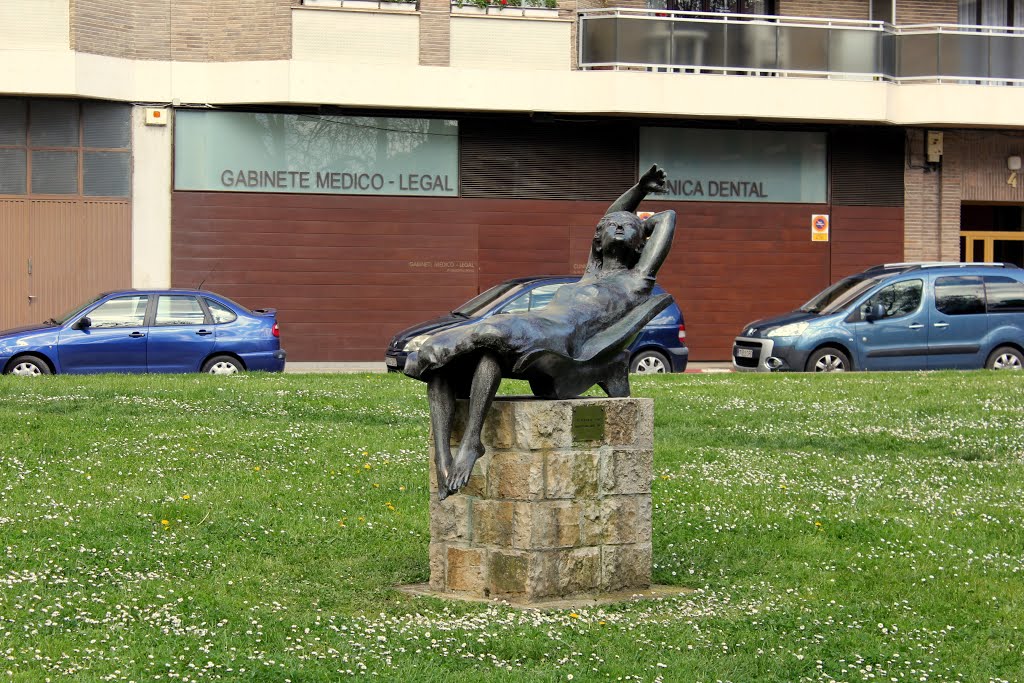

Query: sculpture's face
left=596, top=212, right=644, bottom=260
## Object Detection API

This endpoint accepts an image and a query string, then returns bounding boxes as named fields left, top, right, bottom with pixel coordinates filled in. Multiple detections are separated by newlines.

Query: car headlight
left=404, top=334, right=433, bottom=353
left=766, top=322, right=810, bottom=338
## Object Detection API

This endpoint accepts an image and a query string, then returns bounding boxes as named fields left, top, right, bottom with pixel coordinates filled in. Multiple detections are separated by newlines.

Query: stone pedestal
left=429, top=397, right=653, bottom=602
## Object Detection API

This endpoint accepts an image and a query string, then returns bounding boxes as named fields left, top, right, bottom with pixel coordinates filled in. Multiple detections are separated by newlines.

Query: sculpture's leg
left=447, top=352, right=501, bottom=493
left=597, top=352, right=631, bottom=398
left=427, top=373, right=457, bottom=500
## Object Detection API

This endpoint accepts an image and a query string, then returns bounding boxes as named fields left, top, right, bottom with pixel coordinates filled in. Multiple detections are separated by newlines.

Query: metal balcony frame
left=577, top=9, right=1024, bottom=85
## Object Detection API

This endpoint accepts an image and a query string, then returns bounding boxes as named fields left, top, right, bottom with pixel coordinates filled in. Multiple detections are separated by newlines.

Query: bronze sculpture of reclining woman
left=404, top=165, right=676, bottom=500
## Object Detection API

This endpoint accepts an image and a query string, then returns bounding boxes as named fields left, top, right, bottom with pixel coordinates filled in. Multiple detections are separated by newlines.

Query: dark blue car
left=386, top=276, right=688, bottom=374
left=0, top=289, right=286, bottom=376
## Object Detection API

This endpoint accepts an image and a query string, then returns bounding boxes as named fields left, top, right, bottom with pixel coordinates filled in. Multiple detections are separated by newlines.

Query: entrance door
left=961, top=205, right=1024, bottom=268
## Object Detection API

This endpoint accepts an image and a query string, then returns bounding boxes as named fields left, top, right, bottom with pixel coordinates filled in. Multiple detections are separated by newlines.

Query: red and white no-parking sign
left=811, top=214, right=830, bottom=242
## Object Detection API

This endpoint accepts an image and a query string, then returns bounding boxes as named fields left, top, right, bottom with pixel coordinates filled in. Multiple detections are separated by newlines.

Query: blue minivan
left=387, top=276, right=689, bottom=374
left=733, top=262, right=1024, bottom=372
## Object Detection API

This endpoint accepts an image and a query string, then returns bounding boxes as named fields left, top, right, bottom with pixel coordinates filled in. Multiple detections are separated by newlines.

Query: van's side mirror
left=72, top=316, right=92, bottom=330
left=864, top=303, right=886, bottom=322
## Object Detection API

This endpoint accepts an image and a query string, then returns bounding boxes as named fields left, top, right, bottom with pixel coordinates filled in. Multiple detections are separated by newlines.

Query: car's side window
left=983, top=275, right=1024, bottom=313
left=204, top=298, right=238, bottom=324
left=934, top=276, right=985, bottom=316
left=860, top=279, right=923, bottom=320
left=155, top=296, right=206, bottom=326
left=87, top=295, right=149, bottom=328
left=500, top=292, right=532, bottom=314
left=528, top=284, right=563, bottom=311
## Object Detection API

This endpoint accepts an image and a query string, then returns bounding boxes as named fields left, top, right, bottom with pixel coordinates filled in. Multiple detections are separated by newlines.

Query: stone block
left=557, top=547, right=601, bottom=595
left=582, top=496, right=645, bottom=545
left=428, top=542, right=447, bottom=591
left=487, top=549, right=529, bottom=596
left=482, top=400, right=516, bottom=449
left=487, top=451, right=544, bottom=500
left=601, top=543, right=652, bottom=592
left=514, top=400, right=572, bottom=450
left=635, top=399, right=655, bottom=449
left=603, top=399, right=639, bottom=446
left=472, top=499, right=515, bottom=546
left=512, top=501, right=581, bottom=550
left=430, top=494, right=471, bottom=542
left=446, top=546, right=485, bottom=593
left=600, top=448, right=653, bottom=495
left=545, top=449, right=599, bottom=499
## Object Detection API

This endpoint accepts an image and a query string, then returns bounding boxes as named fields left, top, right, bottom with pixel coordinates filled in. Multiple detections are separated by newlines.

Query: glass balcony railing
left=578, top=9, right=1024, bottom=84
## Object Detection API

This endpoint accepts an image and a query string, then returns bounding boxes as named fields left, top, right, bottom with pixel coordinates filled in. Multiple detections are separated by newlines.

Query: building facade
left=2, top=0, right=1023, bottom=361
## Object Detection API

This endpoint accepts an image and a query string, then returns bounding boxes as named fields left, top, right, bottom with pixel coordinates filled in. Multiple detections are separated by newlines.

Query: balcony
left=578, top=9, right=1024, bottom=85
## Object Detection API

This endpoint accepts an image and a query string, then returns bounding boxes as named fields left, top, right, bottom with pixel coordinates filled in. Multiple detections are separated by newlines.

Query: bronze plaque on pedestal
left=572, top=404, right=605, bottom=443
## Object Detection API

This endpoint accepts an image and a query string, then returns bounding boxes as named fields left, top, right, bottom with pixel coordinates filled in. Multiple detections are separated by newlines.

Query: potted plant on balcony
left=523, top=0, right=557, bottom=17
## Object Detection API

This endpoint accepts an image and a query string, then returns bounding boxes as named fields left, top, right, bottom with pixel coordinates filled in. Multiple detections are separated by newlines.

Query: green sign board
left=639, top=128, right=827, bottom=204
left=174, top=110, right=459, bottom=197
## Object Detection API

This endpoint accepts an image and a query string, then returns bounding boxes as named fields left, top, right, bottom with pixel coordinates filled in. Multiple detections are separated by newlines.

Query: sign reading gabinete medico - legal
left=174, top=110, right=459, bottom=197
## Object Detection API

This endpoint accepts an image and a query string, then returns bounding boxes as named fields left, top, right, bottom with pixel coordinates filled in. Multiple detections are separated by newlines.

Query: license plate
left=735, top=348, right=754, bottom=358
left=385, top=357, right=398, bottom=367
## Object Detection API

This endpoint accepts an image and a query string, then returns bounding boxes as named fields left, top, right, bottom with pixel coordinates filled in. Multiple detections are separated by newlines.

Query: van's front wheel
left=985, top=346, right=1023, bottom=370
left=806, top=347, right=851, bottom=373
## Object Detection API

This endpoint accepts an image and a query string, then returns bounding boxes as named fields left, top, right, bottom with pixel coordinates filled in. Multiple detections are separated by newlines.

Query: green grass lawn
left=0, top=371, right=1022, bottom=682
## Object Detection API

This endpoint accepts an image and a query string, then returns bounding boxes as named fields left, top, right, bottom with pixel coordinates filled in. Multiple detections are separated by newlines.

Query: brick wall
left=903, top=129, right=963, bottom=262
left=778, top=0, right=868, bottom=20
left=420, top=0, right=451, bottom=66
left=72, top=0, right=293, bottom=61
left=896, top=0, right=957, bottom=25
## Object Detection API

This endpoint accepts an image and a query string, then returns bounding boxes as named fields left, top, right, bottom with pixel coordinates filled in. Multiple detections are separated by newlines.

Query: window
left=156, top=296, right=207, bottom=326
left=500, top=283, right=564, bottom=313
left=859, top=279, right=923, bottom=320
left=984, top=275, right=1024, bottom=312
left=935, top=276, right=986, bottom=315
left=527, top=284, right=563, bottom=310
left=0, top=97, right=131, bottom=198
left=88, top=295, right=148, bottom=328
left=204, top=298, right=238, bottom=324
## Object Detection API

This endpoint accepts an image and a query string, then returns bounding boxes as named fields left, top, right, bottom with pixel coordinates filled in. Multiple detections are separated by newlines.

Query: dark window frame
left=0, top=97, right=131, bottom=199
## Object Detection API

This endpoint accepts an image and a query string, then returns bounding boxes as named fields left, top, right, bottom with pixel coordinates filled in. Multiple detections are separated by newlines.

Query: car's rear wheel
left=202, top=355, right=244, bottom=375
left=806, top=347, right=851, bottom=373
left=5, top=354, right=52, bottom=377
left=985, top=346, right=1023, bottom=370
left=630, top=350, right=670, bottom=374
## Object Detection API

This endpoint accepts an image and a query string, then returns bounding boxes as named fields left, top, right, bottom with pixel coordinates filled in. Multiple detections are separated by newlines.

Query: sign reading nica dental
left=174, top=111, right=459, bottom=197
left=639, top=128, right=827, bottom=204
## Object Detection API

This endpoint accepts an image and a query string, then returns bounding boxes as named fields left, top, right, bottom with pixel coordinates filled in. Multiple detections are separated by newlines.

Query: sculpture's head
left=592, top=211, right=645, bottom=269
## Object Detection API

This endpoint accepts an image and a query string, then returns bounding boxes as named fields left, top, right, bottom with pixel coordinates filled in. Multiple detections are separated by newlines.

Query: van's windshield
left=800, top=274, right=887, bottom=314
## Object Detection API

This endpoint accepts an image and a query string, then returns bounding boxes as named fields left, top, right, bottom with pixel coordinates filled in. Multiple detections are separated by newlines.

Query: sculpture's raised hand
left=639, top=164, right=668, bottom=195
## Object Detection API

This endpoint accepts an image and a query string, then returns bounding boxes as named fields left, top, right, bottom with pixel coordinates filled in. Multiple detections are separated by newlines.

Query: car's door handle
left=908, top=323, right=924, bottom=329
left=128, top=331, right=146, bottom=338
left=933, top=322, right=950, bottom=328
left=196, top=329, right=213, bottom=336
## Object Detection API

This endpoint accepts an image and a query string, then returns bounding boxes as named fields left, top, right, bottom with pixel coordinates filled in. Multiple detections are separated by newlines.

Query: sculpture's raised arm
left=635, top=210, right=675, bottom=280
left=607, top=164, right=667, bottom=214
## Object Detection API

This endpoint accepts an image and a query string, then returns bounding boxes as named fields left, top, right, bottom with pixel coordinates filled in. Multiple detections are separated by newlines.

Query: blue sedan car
left=386, top=276, right=689, bottom=374
left=0, top=289, right=286, bottom=376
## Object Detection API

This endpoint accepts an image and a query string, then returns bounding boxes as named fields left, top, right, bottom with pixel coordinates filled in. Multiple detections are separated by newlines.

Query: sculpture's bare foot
left=435, top=450, right=453, bottom=501
left=446, top=441, right=485, bottom=494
